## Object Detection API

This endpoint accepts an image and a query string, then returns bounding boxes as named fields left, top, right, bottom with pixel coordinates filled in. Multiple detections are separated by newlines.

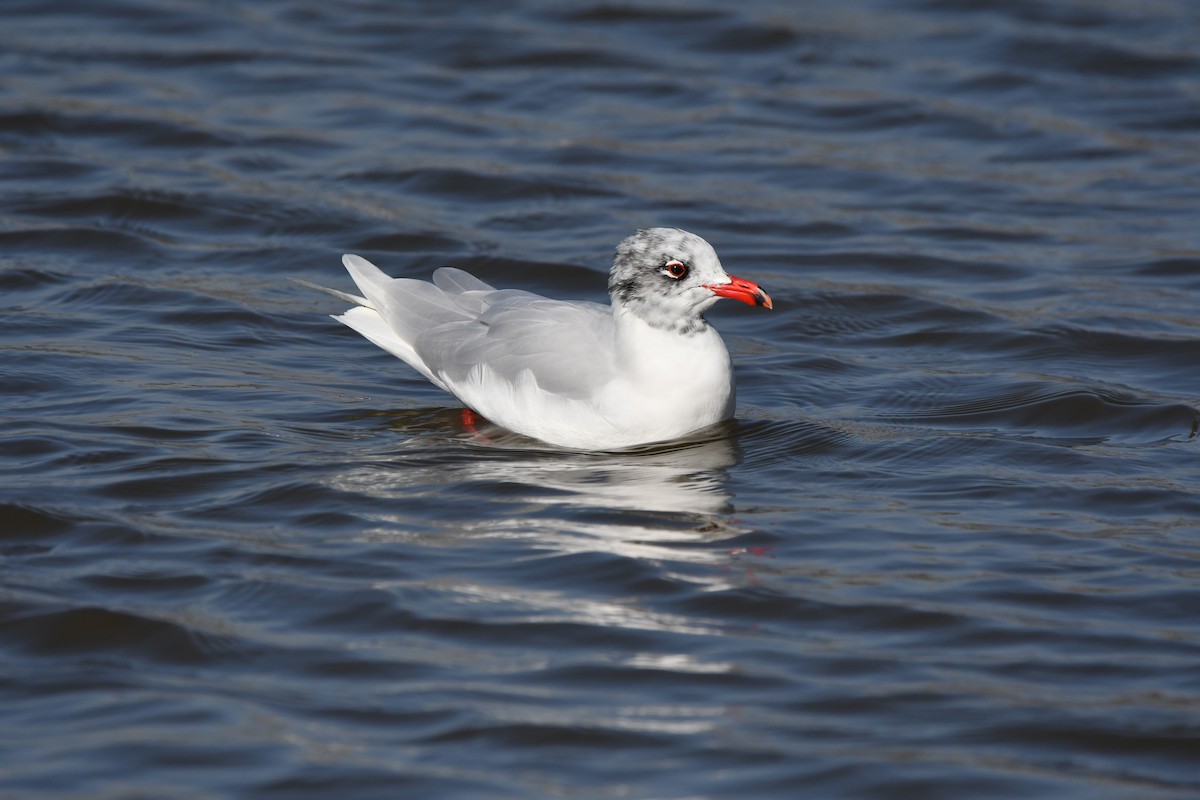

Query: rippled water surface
left=4, top=1, right=1200, bottom=797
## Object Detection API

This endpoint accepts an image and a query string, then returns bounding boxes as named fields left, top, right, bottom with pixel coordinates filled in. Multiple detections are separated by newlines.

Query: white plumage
left=326, top=228, right=772, bottom=450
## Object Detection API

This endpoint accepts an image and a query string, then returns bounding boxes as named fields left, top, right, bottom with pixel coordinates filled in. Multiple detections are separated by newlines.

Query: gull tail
left=295, top=259, right=441, bottom=390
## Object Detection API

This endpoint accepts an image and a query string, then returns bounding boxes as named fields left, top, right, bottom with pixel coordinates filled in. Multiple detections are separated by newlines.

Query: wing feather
left=335, top=254, right=617, bottom=403
left=415, top=296, right=616, bottom=398
left=432, top=267, right=495, bottom=294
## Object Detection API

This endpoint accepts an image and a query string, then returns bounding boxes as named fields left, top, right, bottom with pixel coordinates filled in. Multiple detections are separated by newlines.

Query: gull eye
left=662, top=260, right=688, bottom=280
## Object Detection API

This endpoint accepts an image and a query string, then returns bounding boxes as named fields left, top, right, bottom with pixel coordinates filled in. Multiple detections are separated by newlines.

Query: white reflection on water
left=326, top=423, right=748, bottom=566
left=470, top=431, right=742, bottom=516
left=330, top=424, right=741, bottom=515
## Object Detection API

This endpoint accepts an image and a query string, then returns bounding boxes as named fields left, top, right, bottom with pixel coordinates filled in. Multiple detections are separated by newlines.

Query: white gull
left=323, top=228, right=771, bottom=450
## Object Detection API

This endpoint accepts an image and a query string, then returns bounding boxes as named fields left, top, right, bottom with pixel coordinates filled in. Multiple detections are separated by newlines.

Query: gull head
left=608, top=228, right=772, bottom=334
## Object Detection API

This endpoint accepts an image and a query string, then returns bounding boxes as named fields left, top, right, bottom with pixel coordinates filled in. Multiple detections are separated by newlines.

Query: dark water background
left=3, top=1, right=1200, bottom=797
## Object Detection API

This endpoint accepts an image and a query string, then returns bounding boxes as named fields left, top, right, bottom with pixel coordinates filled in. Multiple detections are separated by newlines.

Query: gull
left=320, top=228, right=771, bottom=450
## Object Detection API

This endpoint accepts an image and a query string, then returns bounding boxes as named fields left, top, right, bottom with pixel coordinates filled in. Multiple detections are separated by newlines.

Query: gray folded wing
left=414, top=292, right=616, bottom=398
left=342, top=256, right=617, bottom=399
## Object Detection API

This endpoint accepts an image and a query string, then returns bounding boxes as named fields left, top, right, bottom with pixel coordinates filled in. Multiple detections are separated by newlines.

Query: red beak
left=704, top=275, right=773, bottom=309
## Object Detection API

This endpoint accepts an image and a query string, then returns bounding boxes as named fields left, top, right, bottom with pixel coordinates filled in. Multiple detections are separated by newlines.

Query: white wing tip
left=342, top=253, right=375, bottom=270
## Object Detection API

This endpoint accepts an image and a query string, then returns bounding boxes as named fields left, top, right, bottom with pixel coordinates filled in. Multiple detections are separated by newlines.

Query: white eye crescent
left=663, top=260, right=688, bottom=280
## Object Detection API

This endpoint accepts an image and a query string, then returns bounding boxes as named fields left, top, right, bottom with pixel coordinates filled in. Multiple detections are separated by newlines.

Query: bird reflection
left=334, top=411, right=740, bottom=512
left=473, top=427, right=741, bottom=516
left=326, top=409, right=747, bottom=562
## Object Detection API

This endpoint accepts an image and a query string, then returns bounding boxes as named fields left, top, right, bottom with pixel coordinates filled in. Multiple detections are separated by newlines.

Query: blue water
left=3, top=1, right=1200, bottom=797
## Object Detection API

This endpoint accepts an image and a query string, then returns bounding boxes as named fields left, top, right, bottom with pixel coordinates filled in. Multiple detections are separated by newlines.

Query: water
left=3, top=1, right=1200, bottom=797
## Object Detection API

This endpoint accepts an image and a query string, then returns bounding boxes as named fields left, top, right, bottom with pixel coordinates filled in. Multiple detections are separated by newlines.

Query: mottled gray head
left=608, top=228, right=734, bottom=334
left=608, top=228, right=772, bottom=333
